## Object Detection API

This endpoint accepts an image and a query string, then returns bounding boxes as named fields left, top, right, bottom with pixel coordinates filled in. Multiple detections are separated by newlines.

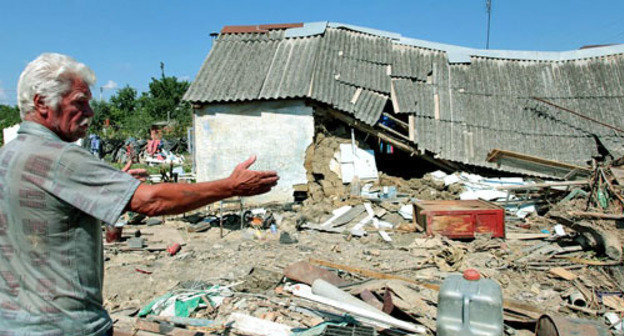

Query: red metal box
left=413, top=200, right=505, bottom=239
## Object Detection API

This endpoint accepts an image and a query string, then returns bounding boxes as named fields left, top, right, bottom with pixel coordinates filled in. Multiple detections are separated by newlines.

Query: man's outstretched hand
left=122, top=160, right=149, bottom=182
left=228, top=156, right=279, bottom=196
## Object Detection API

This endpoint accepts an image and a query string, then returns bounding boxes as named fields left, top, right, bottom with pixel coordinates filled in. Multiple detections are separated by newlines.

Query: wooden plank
left=283, top=261, right=349, bottom=286
left=135, top=319, right=209, bottom=336
left=378, top=123, right=411, bottom=142
left=506, top=233, right=550, bottom=240
left=408, top=115, right=415, bottom=141
left=309, top=258, right=543, bottom=322
left=146, top=316, right=216, bottom=327
left=308, top=258, right=440, bottom=291
left=389, top=80, right=401, bottom=113
left=322, top=108, right=459, bottom=172
left=610, top=167, right=624, bottom=185
left=386, top=280, right=421, bottom=302
left=555, top=256, right=623, bottom=266
left=495, top=180, right=589, bottom=190
left=568, top=211, right=624, bottom=220
left=135, top=320, right=160, bottom=333
left=603, top=296, right=624, bottom=311
left=381, top=112, right=409, bottom=130
left=324, top=108, right=416, bottom=154
left=486, top=148, right=591, bottom=173
left=599, top=168, right=624, bottom=207
left=434, top=93, right=440, bottom=120
left=549, top=267, right=578, bottom=281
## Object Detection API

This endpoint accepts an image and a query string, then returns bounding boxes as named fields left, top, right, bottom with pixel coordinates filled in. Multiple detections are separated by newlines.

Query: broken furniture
left=413, top=200, right=505, bottom=239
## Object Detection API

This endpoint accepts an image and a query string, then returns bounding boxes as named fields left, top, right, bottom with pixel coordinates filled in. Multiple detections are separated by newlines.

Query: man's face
left=52, top=77, right=94, bottom=142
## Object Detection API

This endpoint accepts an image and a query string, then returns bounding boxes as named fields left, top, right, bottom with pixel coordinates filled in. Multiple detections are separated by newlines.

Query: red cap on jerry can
left=463, top=269, right=481, bottom=281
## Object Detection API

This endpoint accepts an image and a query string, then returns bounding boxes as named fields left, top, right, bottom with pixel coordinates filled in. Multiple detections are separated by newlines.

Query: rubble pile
left=103, top=142, right=624, bottom=335
left=303, top=133, right=351, bottom=203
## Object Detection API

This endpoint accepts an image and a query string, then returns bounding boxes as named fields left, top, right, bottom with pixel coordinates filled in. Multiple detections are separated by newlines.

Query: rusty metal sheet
left=382, top=289, right=394, bottom=314
left=535, top=315, right=609, bottom=336
left=283, top=261, right=349, bottom=286
left=221, top=23, right=303, bottom=34
left=359, top=289, right=383, bottom=311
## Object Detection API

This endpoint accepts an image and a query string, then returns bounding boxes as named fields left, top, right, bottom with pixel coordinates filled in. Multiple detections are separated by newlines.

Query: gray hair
left=17, top=53, right=96, bottom=119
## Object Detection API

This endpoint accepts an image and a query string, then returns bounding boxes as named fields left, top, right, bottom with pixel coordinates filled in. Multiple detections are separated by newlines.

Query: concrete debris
left=147, top=217, right=164, bottom=226
left=228, top=312, right=292, bottom=336
left=104, top=143, right=624, bottom=336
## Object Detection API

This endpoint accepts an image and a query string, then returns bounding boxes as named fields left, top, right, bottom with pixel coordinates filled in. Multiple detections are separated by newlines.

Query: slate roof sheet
left=184, top=22, right=624, bottom=175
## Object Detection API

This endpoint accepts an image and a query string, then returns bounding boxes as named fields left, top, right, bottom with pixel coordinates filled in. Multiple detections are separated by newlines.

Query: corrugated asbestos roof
left=184, top=22, right=624, bottom=175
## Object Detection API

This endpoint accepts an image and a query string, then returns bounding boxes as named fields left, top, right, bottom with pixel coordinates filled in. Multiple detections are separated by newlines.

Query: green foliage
left=0, top=105, right=21, bottom=143
left=89, top=62, right=192, bottom=139
left=110, top=159, right=192, bottom=175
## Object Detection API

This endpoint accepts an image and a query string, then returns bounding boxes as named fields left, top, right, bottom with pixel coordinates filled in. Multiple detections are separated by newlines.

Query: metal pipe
left=569, top=289, right=587, bottom=307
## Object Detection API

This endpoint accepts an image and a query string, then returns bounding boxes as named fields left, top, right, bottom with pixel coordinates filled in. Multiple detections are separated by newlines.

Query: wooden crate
left=413, top=200, right=505, bottom=239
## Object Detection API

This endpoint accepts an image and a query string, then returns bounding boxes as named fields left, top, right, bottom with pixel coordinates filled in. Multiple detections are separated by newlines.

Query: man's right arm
left=126, top=156, right=278, bottom=216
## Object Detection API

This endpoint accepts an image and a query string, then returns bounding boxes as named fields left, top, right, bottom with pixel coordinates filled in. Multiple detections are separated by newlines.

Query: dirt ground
left=101, top=134, right=623, bottom=335
left=102, top=197, right=621, bottom=336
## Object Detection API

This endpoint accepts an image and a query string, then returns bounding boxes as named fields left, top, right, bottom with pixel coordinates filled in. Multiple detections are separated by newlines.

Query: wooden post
left=408, top=115, right=415, bottom=141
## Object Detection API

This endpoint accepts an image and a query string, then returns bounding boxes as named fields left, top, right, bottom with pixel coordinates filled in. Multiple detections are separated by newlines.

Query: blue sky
left=1, top=0, right=623, bottom=105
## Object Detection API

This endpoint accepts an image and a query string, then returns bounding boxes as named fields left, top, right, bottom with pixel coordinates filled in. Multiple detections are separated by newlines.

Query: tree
left=88, top=99, right=111, bottom=136
left=139, top=62, right=192, bottom=137
left=88, top=63, right=192, bottom=139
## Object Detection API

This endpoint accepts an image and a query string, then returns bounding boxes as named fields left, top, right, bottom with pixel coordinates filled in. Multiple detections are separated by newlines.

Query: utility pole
left=485, top=0, right=492, bottom=49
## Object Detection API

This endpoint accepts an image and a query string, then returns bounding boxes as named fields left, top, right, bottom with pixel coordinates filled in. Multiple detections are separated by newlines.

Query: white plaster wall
left=194, top=100, right=314, bottom=204
left=3, top=124, right=19, bottom=145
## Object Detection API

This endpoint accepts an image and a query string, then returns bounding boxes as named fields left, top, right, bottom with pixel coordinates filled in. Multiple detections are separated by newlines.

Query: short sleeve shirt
left=0, top=122, right=141, bottom=336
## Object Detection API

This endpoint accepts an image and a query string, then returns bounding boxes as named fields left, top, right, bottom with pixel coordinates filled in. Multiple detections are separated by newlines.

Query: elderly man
left=0, top=53, right=279, bottom=335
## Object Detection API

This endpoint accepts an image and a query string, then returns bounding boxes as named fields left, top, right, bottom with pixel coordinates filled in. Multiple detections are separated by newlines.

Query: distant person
left=0, top=53, right=279, bottom=336
left=89, top=133, right=101, bottom=158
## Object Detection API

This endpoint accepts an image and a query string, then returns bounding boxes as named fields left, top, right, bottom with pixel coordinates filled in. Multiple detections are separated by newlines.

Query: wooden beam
left=308, top=258, right=439, bottom=291
left=322, top=108, right=458, bottom=172
left=324, top=108, right=416, bottom=154
left=308, top=258, right=542, bottom=322
left=381, top=112, right=409, bottom=130
left=378, top=123, right=411, bottom=142
left=135, top=319, right=212, bottom=336
left=495, top=180, right=589, bottom=190
left=408, top=115, right=415, bottom=141
left=434, top=93, right=440, bottom=120
left=568, top=211, right=624, bottom=220
left=487, top=148, right=591, bottom=173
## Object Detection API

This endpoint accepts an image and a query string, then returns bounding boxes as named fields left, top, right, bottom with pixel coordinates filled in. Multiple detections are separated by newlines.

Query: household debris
left=103, top=147, right=624, bottom=336
left=437, top=269, right=503, bottom=336
left=413, top=200, right=505, bottom=239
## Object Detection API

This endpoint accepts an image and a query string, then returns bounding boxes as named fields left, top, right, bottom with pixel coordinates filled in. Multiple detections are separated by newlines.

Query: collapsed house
left=183, top=22, right=624, bottom=203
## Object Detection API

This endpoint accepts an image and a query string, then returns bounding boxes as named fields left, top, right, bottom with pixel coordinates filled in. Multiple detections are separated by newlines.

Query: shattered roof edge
left=282, top=22, right=624, bottom=62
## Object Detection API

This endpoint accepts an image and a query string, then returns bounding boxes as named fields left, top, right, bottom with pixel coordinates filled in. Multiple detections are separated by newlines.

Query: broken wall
left=194, top=100, right=314, bottom=204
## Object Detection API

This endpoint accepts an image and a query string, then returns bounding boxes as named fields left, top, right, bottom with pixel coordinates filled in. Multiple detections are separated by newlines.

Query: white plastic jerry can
left=437, top=269, right=504, bottom=336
